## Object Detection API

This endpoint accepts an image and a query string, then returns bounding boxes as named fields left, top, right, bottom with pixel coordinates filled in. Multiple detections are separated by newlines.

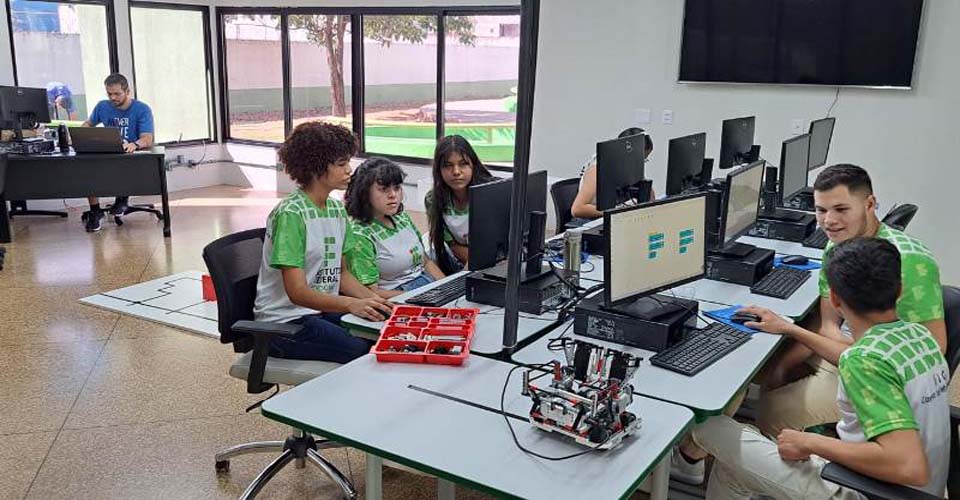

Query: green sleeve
left=343, top=218, right=356, bottom=257
left=346, top=229, right=379, bottom=286
left=897, top=253, right=944, bottom=323
left=839, top=353, right=918, bottom=440
left=819, top=243, right=833, bottom=299
left=269, top=211, right=306, bottom=269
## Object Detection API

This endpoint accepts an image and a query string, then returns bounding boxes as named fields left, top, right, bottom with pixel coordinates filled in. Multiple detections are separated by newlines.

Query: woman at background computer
left=571, top=127, right=655, bottom=220
left=345, top=158, right=445, bottom=299
left=425, top=135, right=495, bottom=274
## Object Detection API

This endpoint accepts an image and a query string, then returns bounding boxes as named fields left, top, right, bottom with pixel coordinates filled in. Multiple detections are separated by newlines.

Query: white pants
left=690, top=415, right=864, bottom=500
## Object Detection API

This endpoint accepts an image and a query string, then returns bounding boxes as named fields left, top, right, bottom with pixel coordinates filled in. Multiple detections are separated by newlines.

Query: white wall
left=531, top=0, right=960, bottom=283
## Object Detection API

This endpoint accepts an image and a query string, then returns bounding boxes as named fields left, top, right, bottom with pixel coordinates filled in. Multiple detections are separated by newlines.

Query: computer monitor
left=807, top=117, right=835, bottom=170
left=779, top=134, right=811, bottom=206
left=666, top=132, right=708, bottom=196
left=0, top=86, right=50, bottom=141
left=603, top=192, right=707, bottom=307
left=468, top=170, right=548, bottom=272
left=716, top=160, right=764, bottom=254
left=596, top=132, right=651, bottom=211
left=718, top=116, right=756, bottom=169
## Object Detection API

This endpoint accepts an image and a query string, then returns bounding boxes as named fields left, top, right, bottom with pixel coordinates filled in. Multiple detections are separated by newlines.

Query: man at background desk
left=81, top=73, right=155, bottom=233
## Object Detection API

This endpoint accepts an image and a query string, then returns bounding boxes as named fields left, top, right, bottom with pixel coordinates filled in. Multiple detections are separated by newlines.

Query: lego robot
left=521, top=339, right=642, bottom=449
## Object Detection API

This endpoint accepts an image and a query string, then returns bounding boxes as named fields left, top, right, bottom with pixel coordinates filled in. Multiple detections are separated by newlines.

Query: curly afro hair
left=278, top=121, right=358, bottom=187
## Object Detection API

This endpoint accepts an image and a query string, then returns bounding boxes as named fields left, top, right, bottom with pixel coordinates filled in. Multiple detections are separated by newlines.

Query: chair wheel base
left=215, top=460, right=230, bottom=473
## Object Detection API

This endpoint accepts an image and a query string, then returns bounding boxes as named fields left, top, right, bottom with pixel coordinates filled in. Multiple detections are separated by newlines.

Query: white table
left=341, top=271, right=560, bottom=355
left=738, top=235, right=824, bottom=260
left=512, top=310, right=784, bottom=418
left=261, top=354, right=694, bottom=500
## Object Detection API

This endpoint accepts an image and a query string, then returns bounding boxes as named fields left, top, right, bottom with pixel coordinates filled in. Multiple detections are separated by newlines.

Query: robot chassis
left=521, top=339, right=642, bottom=449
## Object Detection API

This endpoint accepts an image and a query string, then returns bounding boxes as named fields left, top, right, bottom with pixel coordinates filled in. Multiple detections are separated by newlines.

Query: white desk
left=341, top=271, right=559, bottom=356
left=261, top=354, right=693, bottom=500
left=512, top=312, right=784, bottom=418
left=738, top=235, right=824, bottom=260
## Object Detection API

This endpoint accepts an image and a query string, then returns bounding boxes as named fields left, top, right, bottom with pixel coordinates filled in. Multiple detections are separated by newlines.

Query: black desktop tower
left=751, top=213, right=816, bottom=242
left=705, top=247, right=775, bottom=286
left=783, top=188, right=815, bottom=212
left=581, top=225, right=605, bottom=255
left=573, top=294, right=698, bottom=352
left=465, top=264, right=567, bottom=315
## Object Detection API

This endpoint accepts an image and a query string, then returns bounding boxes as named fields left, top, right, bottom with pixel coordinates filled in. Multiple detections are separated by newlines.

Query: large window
left=217, top=7, right=526, bottom=166
left=130, top=3, right=213, bottom=144
left=221, top=13, right=283, bottom=143
left=8, top=0, right=117, bottom=121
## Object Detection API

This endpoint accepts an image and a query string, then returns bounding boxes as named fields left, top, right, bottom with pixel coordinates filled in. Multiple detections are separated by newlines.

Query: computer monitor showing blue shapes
left=779, top=134, right=811, bottom=205
left=596, top=132, right=651, bottom=211
left=666, top=132, right=708, bottom=196
left=808, top=117, right=835, bottom=170
left=720, top=160, right=764, bottom=247
left=718, top=116, right=756, bottom=169
left=603, top=193, right=707, bottom=305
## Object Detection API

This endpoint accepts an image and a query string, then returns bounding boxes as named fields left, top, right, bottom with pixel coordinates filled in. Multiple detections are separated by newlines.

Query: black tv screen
left=679, top=0, right=924, bottom=88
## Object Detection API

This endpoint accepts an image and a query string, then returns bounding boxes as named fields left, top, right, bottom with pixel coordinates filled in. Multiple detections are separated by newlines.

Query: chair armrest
left=231, top=320, right=305, bottom=394
left=820, top=463, right=942, bottom=500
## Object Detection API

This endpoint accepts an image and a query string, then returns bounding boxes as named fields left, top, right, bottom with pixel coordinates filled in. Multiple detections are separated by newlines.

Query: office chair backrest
left=881, top=203, right=918, bottom=231
left=202, top=228, right=266, bottom=351
left=550, top=177, right=581, bottom=233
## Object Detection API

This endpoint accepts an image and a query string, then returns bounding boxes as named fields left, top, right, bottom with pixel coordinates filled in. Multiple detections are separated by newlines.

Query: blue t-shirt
left=88, top=100, right=154, bottom=143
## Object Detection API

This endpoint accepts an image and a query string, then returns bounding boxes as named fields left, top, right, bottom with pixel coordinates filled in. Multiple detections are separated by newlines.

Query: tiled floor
left=2, top=185, right=955, bottom=500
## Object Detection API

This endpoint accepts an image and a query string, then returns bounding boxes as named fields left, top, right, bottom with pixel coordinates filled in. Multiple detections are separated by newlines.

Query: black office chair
left=550, top=177, right=581, bottom=233
left=81, top=197, right=163, bottom=227
left=820, top=285, right=960, bottom=500
left=881, top=203, right=919, bottom=232
left=202, top=228, right=356, bottom=500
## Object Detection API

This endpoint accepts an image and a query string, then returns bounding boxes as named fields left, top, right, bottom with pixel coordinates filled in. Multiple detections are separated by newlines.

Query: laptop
left=68, top=127, right=124, bottom=153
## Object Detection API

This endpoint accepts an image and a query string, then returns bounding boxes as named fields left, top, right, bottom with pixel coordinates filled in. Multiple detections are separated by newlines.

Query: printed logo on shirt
left=312, top=266, right=342, bottom=294
left=111, top=117, right=130, bottom=142
left=322, top=236, right=338, bottom=268
left=409, top=244, right=423, bottom=267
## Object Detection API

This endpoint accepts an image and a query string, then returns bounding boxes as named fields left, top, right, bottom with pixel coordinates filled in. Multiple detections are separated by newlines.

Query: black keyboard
left=803, top=229, right=829, bottom=249
left=750, top=267, right=811, bottom=299
left=650, top=322, right=751, bottom=376
left=405, top=275, right=467, bottom=306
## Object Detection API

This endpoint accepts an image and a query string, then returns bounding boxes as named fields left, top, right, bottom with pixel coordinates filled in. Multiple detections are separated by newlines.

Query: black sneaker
left=85, top=210, right=104, bottom=232
left=109, top=196, right=129, bottom=216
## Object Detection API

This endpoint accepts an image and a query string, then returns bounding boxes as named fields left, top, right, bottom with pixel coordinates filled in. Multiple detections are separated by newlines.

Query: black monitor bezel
left=466, top=170, right=548, bottom=272
left=807, top=117, right=836, bottom=171
left=718, top=116, right=755, bottom=169
left=779, top=133, right=811, bottom=205
left=666, top=132, right=707, bottom=196
left=596, top=132, right=648, bottom=211
left=603, top=191, right=708, bottom=307
left=718, top=160, right=765, bottom=247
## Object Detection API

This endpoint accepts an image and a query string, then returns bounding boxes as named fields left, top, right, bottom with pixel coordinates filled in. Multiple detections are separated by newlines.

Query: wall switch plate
left=791, top=119, right=805, bottom=135
left=635, top=108, right=651, bottom=125
left=662, top=109, right=674, bottom=125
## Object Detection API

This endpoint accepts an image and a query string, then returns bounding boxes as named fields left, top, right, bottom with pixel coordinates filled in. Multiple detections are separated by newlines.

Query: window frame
left=216, top=5, right=528, bottom=171
left=128, top=1, right=216, bottom=146
left=5, top=0, right=120, bottom=92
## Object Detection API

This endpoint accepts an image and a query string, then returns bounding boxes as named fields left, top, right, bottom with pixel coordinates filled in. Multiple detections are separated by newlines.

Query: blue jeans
left=397, top=272, right=435, bottom=292
left=269, top=313, right=372, bottom=364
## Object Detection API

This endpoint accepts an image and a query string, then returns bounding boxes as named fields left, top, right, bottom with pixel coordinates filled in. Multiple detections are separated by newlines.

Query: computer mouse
left=730, top=312, right=761, bottom=325
left=782, top=255, right=809, bottom=266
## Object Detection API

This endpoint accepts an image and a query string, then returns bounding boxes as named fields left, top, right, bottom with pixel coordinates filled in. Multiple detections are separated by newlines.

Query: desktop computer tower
left=573, top=294, right=698, bottom=352
left=783, top=188, right=815, bottom=212
left=751, top=212, right=816, bottom=242
left=581, top=225, right=605, bottom=255
left=705, top=247, right=775, bottom=286
left=465, top=264, right=568, bottom=315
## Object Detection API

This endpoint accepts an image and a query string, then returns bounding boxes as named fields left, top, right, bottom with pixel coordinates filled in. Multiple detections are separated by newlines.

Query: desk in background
left=0, top=148, right=169, bottom=242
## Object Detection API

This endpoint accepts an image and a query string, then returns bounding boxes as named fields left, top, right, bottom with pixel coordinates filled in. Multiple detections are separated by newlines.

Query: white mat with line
left=80, top=270, right=220, bottom=339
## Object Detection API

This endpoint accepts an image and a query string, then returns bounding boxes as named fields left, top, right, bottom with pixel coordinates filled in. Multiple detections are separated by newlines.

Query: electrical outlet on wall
left=662, top=109, right=674, bottom=125
left=635, top=108, right=651, bottom=125
left=791, top=119, right=805, bottom=135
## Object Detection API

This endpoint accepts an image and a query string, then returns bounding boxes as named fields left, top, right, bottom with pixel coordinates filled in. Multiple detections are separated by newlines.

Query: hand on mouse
left=737, top=306, right=794, bottom=335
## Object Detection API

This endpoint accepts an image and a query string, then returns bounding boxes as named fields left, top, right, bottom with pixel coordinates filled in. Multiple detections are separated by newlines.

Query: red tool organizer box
left=371, top=305, right=479, bottom=365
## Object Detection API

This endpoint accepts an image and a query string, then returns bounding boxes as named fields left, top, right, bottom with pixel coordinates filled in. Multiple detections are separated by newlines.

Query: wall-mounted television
left=678, top=0, right=924, bottom=88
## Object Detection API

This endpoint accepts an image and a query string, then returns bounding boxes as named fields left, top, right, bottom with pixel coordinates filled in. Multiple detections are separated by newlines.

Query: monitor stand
left=480, top=260, right=552, bottom=284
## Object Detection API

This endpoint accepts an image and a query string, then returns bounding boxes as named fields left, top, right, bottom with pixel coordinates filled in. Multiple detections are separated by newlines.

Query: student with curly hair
left=425, top=135, right=495, bottom=274
left=344, top=158, right=444, bottom=298
left=253, top=121, right=393, bottom=363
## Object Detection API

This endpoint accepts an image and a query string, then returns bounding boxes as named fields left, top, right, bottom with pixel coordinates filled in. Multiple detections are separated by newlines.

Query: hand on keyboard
left=736, top=306, right=793, bottom=335
left=350, top=296, right=394, bottom=322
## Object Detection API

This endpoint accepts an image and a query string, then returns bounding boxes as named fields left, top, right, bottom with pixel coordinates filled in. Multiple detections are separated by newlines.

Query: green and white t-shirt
left=424, top=190, right=469, bottom=245
left=820, top=223, right=944, bottom=324
left=347, top=212, right=426, bottom=290
left=253, top=190, right=355, bottom=324
left=837, top=320, right=949, bottom=496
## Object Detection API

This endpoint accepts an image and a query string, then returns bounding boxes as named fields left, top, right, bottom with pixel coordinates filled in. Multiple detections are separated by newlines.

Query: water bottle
left=57, top=123, right=69, bottom=153
left=562, top=228, right=583, bottom=295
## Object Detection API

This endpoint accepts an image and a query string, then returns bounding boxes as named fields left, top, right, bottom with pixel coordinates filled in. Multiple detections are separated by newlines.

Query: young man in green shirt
left=253, top=122, right=393, bottom=363
left=688, top=237, right=949, bottom=499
